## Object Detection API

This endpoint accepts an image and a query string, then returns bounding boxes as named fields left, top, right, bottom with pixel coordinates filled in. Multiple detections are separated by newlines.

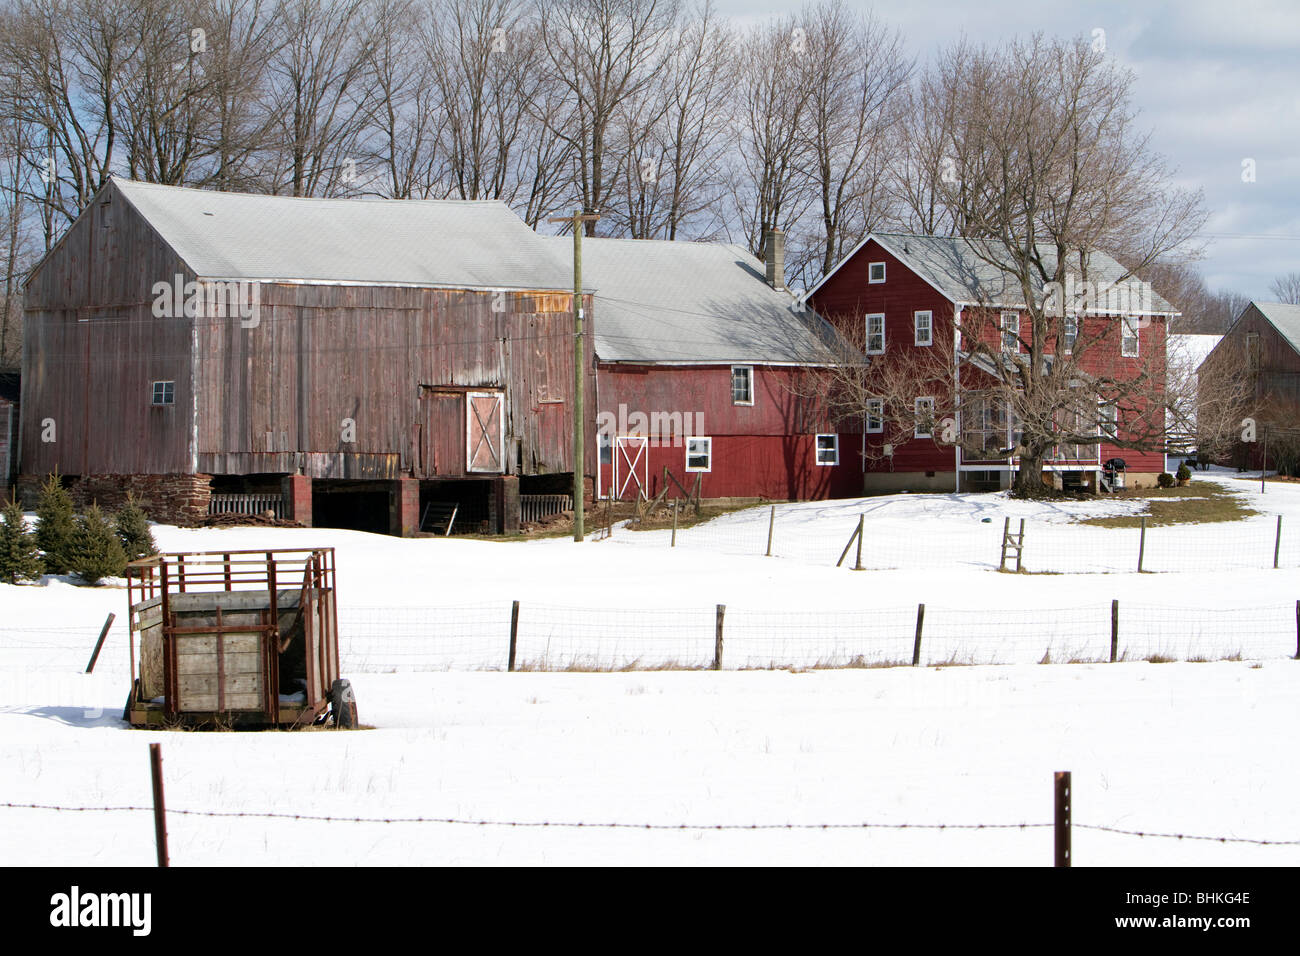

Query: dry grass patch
left=1078, top=482, right=1258, bottom=529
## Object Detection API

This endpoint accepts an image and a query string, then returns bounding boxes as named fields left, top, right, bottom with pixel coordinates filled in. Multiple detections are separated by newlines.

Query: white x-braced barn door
left=613, top=435, right=648, bottom=501
left=466, top=390, right=505, bottom=473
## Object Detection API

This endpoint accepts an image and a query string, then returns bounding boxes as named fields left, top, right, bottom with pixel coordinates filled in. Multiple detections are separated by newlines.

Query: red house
left=568, top=232, right=860, bottom=502
left=808, top=233, right=1177, bottom=492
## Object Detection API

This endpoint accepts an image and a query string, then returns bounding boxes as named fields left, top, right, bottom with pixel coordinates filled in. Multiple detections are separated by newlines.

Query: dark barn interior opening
left=312, top=481, right=390, bottom=534
left=419, top=479, right=491, bottom=535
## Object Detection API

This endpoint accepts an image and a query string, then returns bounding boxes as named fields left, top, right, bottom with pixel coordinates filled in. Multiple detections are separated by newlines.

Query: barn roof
left=1248, top=301, right=1300, bottom=354
left=810, top=232, right=1178, bottom=315
left=545, top=236, right=840, bottom=365
left=110, top=179, right=578, bottom=292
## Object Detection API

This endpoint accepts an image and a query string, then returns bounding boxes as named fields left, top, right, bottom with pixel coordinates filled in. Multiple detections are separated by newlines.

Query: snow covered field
left=2, top=471, right=1298, bottom=865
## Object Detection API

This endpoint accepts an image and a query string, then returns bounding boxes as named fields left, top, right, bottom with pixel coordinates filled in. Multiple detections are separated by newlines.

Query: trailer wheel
left=330, top=679, right=357, bottom=728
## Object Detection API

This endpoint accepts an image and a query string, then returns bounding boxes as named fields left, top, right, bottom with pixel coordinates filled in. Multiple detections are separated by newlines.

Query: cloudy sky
left=718, top=0, right=1300, bottom=299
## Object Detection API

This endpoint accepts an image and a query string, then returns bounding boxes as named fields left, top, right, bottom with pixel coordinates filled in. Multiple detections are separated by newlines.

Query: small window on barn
left=914, top=311, right=932, bottom=346
left=868, top=262, right=886, bottom=284
left=866, top=313, right=885, bottom=354
left=914, top=397, right=935, bottom=438
left=815, top=434, right=839, bottom=465
left=685, top=436, right=712, bottom=472
left=598, top=432, right=612, bottom=465
left=865, top=398, right=884, bottom=433
left=731, top=365, right=754, bottom=405
left=1001, top=313, right=1020, bottom=353
left=1063, top=315, right=1079, bottom=354
left=1246, top=332, right=1260, bottom=376
left=99, top=198, right=111, bottom=228
left=151, top=381, right=175, bottom=406
left=1121, top=316, right=1139, bottom=357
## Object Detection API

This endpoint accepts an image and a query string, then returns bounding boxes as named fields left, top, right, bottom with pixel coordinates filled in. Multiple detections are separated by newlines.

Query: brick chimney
left=764, top=228, right=785, bottom=290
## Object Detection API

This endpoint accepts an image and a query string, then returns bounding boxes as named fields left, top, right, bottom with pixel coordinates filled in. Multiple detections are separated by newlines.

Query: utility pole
left=548, top=209, right=601, bottom=541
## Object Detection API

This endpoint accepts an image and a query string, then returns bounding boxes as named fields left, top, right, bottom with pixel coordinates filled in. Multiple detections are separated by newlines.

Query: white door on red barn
left=466, top=390, right=505, bottom=473
left=613, top=435, right=648, bottom=501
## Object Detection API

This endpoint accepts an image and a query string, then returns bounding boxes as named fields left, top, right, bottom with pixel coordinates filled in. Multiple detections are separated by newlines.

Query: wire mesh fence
left=4, top=599, right=1294, bottom=677
left=329, top=599, right=1297, bottom=672
left=610, top=504, right=1300, bottom=574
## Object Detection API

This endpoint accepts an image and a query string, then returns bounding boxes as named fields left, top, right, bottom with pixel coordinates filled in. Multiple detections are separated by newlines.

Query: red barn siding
left=596, top=363, right=861, bottom=500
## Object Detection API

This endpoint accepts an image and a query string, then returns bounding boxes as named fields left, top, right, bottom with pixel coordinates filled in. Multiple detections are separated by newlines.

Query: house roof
left=107, top=178, right=578, bottom=292
left=810, top=232, right=1178, bottom=315
left=1248, top=301, right=1300, bottom=354
left=543, top=236, right=840, bottom=365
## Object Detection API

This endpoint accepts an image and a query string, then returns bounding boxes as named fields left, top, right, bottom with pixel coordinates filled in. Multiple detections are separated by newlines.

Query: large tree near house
left=909, top=35, right=1206, bottom=495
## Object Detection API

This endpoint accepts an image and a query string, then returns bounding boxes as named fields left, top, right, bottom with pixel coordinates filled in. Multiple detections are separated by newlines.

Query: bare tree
left=917, top=35, right=1207, bottom=495
left=1268, top=272, right=1300, bottom=305
left=799, top=1, right=911, bottom=278
left=729, top=14, right=815, bottom=261
left=537, top=0, right=680, bottom=234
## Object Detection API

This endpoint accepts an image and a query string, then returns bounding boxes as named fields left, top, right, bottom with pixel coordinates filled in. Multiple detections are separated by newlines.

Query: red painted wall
left=596, top=363, right=862, bottom=500
left=810, top=237, right=1168, bottom=476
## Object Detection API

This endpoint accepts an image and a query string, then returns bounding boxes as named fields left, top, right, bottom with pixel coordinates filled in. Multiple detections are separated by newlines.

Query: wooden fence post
left=671, top=500, right=678, bottom=547
left=1137, top=516, right=1146, bottom=573
left=912, top=603, right=925, bottom=666
left=999, top=517, right=1011, bottom=570
left=508, top=600, right=520, bottom=672
left=150, top=743, right=169, bottom=868
left=1295, top=599, right=1299, bottom=660
left=1275, top=515, right=1282, bottom=569
left=1054, top=771, right=1071, bottom=867
left=765, top=505, right=775, bottom=557
left=84, top=612, right=116, bottom=674
left=853, top=514, right=865, bottom=571
left=1016, top=519, right=1024, bottom=572
left=1110, top=599, right=1119, bottom=663
left=836, top=521, right=862, bottom=568
left=714, top=604, right=725, bottom=671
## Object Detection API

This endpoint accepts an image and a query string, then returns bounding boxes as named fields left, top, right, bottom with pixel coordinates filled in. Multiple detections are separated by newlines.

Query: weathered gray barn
left=20, top=178, right=594, bottom=533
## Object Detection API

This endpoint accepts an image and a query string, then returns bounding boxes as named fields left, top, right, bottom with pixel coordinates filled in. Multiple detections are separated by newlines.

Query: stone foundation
left=18, top=473, right=213, bottom=525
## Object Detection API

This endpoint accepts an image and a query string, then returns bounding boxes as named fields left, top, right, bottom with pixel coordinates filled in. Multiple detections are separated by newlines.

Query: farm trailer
left=123, top=549, right=356, bottom=728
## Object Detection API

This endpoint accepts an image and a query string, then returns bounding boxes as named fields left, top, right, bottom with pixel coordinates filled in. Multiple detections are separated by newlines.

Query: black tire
left=330, top=678, right=357, bottom=729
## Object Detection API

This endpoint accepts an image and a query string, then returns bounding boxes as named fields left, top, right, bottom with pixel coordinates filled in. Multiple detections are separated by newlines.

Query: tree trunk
left=1012, top=453, right=1047, bottom=496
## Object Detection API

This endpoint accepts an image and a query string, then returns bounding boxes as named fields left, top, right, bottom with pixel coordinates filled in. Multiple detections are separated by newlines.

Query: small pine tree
left=115, top=492, right=158, bottom=563
left=1176, top=463, right=1191, bottom=482
left=0, top=496, right=44, bottom=584
left=35, top=472, right=77, bottom=575
left=67, top=502, right=127, bottom=586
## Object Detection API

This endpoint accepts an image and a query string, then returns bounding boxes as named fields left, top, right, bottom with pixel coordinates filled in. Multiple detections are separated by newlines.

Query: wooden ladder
left=999, top=517, right=1026, bottom=572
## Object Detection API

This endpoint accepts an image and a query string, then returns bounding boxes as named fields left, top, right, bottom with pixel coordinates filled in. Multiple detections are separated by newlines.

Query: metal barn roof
left=545, top=236, right=839, bottom=365
left=1249, top=301, right=1300, bottom=354
left=111, top=179, right=577, bottom=292
left=814, top=232, right=1178, bottom=315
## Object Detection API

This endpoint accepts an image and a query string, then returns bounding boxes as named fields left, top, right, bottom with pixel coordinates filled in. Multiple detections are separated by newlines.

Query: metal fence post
left=84, top=613, right=116, bottom=674
left=1137, top=516, right=1147, bottom=573
left=1054, top=771, right=1071, bottom=867
left=1274, top=515, right=1282, bottom=570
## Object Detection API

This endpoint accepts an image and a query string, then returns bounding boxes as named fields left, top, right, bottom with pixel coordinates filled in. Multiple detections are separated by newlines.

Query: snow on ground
left=1, top=470, right=1298, bottom=865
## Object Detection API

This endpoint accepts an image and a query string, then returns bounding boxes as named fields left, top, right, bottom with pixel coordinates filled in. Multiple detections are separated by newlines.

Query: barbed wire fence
left=3, top=763, right=1296, bottom=869
left=606, top=503, right=1300, bottom=574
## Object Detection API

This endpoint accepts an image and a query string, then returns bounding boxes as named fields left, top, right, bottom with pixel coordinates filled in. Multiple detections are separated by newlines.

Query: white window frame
left=868, top=261, right=886, bottom=284
left=865, top=313, right=885, bottom=355
left=1099, top=401, right=1118, bottom=441
left=914, top=311, right=933, bottom=347
left=685, top=436, right=712, bottom=473
left=815, top=434, right=839, bottom=466
left=914, top=397, right=935, bottom=439
left=151, top=380, right=175, bottom=406
left=1063, top=315, right=1078, bottom=354
left=1001, top=312, right=1020, bottom=353
left=865, top=399, right=884, bottom=434
left=1121, top=316, right=1139, bottom=357
left=730, top=365, right=754, bottom=406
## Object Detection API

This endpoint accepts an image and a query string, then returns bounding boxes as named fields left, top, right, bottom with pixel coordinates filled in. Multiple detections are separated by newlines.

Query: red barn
left=808, top=233, right=1177, bottom=491
left=569, top=232, right=859, bottom=502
